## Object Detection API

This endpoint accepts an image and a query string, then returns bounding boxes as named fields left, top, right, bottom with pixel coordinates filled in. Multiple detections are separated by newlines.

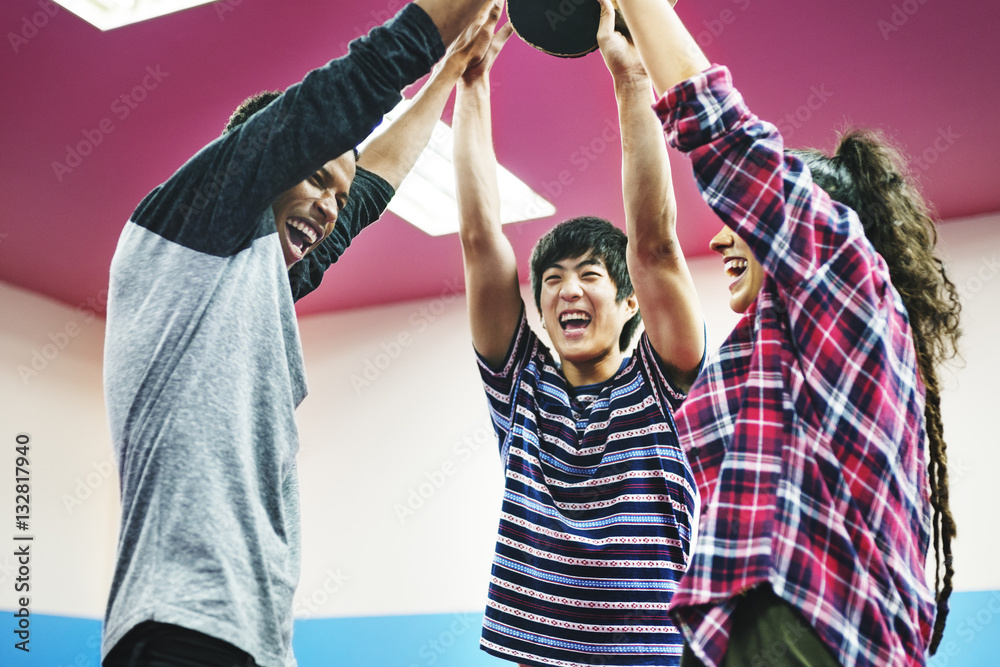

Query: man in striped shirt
left=452, top=8, right=705, bottom=667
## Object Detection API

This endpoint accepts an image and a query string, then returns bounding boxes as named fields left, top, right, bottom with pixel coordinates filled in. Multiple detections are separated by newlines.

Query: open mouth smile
left=558, top=310, right=592, bottom=337
left=285, top=217, right=323, bottom=260
left=724, top=256, right=748, bottom=287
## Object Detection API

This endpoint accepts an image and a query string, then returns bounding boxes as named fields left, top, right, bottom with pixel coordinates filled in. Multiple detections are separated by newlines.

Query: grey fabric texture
left=101, top=6, right=445, bottom=666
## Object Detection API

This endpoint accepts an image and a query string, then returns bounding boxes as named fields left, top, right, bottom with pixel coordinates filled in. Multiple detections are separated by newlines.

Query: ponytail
left=789, top=130, right=962, bottom=654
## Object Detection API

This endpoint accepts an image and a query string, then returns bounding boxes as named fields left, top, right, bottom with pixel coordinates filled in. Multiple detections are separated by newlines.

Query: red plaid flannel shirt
left=656, top=66, right=935, bottom=667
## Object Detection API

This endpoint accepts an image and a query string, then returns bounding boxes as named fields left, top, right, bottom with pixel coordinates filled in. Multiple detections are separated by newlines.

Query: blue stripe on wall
left=3, top=591, right=999, bottom=666
left=295, top=612, right=490, bottom=666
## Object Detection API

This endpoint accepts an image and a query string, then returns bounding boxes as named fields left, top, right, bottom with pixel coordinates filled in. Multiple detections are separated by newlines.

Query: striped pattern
left=477, top=312, right=696, bottom=666
left=658, top=66, right=935, bottom=667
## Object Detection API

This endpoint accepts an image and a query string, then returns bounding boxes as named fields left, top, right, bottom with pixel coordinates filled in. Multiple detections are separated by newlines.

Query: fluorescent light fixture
left=53, top=0, right=219, bottom=30
left=359, top=100, right=556, bottom=237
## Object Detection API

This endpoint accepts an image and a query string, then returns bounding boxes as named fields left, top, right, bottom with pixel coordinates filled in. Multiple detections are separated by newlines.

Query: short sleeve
left=475, top=307, right=539, bottom=463
left=635, top=329, right=705, bottom=414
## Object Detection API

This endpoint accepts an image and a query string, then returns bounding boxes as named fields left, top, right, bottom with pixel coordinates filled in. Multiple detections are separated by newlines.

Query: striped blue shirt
left=478, top=311, right=697, bottom=667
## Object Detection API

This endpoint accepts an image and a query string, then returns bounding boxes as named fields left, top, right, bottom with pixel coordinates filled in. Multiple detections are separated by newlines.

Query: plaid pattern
left=655, top=66, right=935, bottom=667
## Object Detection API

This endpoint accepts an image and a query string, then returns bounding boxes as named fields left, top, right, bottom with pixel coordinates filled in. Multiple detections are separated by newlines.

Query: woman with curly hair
left=609, top=0, right=962, bottom=664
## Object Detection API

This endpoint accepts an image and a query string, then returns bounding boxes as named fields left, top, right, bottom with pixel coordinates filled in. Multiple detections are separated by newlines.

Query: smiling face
left=709, top=226, right=765, bottom=313
left=271, top=151, right=356, bottom=269
left=539, top=254, right=638, bottom=379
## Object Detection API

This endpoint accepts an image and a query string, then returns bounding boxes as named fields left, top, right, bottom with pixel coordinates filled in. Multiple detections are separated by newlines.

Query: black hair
left=223, top=91, right=282, bottom=135
left=222, top=90, right=360, bottom=160
left=529, top=216, right=640, bottom=351
left=789, top=129, right=962, bottom=655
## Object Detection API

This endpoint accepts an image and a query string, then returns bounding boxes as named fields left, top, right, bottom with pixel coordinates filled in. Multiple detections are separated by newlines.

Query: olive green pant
left=680, top=586, right=840, bottom=667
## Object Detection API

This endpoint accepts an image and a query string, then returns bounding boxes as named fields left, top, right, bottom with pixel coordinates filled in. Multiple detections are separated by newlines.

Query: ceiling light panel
left=54, top=0, right=219, bottom=30
left=360, top=100, right=556, bottom=237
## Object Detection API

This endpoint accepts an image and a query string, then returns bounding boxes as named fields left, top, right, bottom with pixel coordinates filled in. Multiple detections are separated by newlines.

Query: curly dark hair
left=222, top=90, right=283, bottom=135
left=789, top=129, right=962, bottom=655
left=530, top=216, right=641, bottom=352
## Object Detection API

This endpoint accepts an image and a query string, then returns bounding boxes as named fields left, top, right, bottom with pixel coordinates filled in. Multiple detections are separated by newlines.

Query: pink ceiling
left=2, top=0, right=998, bottom=317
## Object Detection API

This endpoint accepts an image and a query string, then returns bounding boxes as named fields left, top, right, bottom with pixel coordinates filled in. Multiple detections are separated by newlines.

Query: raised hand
left=415, top=0, right=495, bottom=46
left=595, top=0, right=647, bottom=84
left=440, top=1, right=513, bottom=82
left=462, top=3, right=514, bottom=84
left=615, top=0, right=711, bottom=96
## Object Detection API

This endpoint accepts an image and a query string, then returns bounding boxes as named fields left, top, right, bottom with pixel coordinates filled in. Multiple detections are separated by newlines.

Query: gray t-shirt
left=101, top=6, right=444, bottom=666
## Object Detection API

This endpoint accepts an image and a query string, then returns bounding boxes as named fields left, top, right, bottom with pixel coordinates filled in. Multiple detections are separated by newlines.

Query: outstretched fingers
left=476, top=22, right=514, bottom=70
left=462, top=17, right=514, bottom=82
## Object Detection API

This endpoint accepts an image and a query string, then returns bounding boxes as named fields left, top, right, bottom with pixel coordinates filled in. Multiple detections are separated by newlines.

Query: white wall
left=0, top=282, right=118, bottom=618
left=930, top=214, right=1000, bottom=593
left=294, top=295, right=504, bottom=618
left=0, top=213, right=996, bottom=622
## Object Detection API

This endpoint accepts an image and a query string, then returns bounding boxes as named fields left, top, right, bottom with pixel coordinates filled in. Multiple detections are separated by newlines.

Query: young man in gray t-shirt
left=101, top=3, right=504, bottom=665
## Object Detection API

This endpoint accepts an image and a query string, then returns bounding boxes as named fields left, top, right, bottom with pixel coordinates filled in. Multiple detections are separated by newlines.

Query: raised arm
left=288, top=8, right=508, bottom=301
left=453, top=18, right=519, bottom=367
left=616, top=0, right=852, bottom=292
left=614, top=0, right=710, bottom=98
left=360, top=5, right=505, bottom=188
left=597, top=0, right=703, bottom=388
left=415, top=0, right=496, bottom=46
